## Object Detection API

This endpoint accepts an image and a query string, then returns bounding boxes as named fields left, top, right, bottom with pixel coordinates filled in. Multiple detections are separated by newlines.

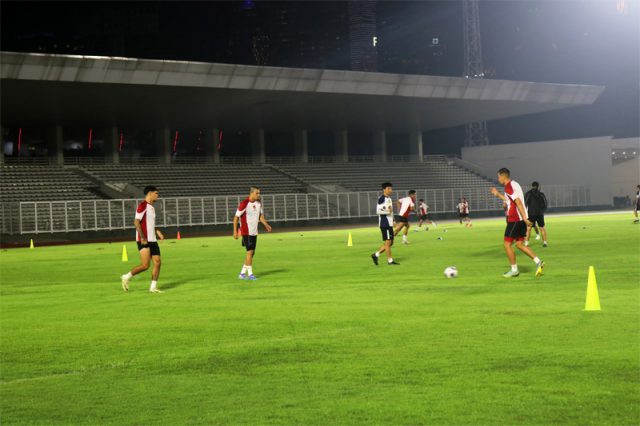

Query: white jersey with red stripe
left=236, top=197, right=264, bottom=236
left=398, top=196, right=415, bottom=218
left=419, top=202, right=428, bottom=215
left=457, top=202, right=469, bottom=214
left=135, top=201, right=156, bottom=242
left=504, top=180, right=528, bottom=222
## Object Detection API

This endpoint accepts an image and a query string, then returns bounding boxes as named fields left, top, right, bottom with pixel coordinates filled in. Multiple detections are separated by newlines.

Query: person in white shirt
left=233, top=186, right=273, bottom=280
left=491, top=168, right=544, bottom=278
left=371, top=182, right=400, bottom=265
left=121, top=185, right=165, bottom=293
left=456, top=197, right=472, bottom=228
left=394, top=190, right=417, bottom=244
left=416, top=199, right=437, bottom=231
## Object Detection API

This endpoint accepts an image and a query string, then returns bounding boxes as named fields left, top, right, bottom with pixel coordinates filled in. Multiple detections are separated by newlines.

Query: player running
left=456, top=197, right=472, bottom=227
left=524, top=181, right=549, bottom=247
left=491, top=168, right=545, bottom=278
left=371, top=182, right=399, bottom=265
left=394, top=190, right=417, bottom=244
left=120, top=186, right=165, bottom=293
left=233, top=186, right=272, bottom=280
left=416, top=198, right=437, bottom=231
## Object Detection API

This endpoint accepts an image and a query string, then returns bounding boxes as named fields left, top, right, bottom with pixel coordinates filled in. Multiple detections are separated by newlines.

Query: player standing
left=416, top=198, right=436, bottom=231
left=456, top=197, right=472, bottom=227
left=634, top=185, right=640, bottom=223
left=490, top=168, right=545, bottom=278
left=233, top=186, right=272, bottom=280
left=524, top=181, right=549, bottom=247
left=371, top=182, right=399, bottom=265
left=394, top=190, right=417, bottom=244
left=120, top=186, right=165, bottom=293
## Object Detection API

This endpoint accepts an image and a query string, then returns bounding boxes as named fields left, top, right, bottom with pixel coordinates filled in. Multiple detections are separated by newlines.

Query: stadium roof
left=0, top=51, right=604, bottom=132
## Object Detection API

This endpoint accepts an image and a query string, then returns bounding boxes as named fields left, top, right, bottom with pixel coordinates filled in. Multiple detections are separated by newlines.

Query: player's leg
left=121, top=247, right=150, bottom=292
left=525, top=223, right=533, bottom=246
left=402, top=223, right=410, bottom=243
left=149, top=255, right=162, bottom=292
left=385, top=239, right=399, bottom=265
left=515, top=240, right=544, bottom=276
left=503, top=240, right=519, bottom=277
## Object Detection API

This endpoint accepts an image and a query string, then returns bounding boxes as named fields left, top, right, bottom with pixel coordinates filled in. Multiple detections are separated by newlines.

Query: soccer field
left=1, top=213, right=639, bottom=425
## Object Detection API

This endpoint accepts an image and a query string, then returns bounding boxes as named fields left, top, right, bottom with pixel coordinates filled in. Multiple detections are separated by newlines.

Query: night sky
left=1, top=1, right=638, bottom=154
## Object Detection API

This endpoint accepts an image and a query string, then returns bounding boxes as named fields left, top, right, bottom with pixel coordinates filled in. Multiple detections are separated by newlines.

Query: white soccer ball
left=444, top=266, right=458, bottom=278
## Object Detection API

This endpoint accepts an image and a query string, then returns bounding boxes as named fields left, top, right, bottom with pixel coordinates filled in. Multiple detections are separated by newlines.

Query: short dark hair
left=531, top=181, right=539, bottom=188
left=497, top=168, right=510, bottom=177
left=408, top=190, right=416, bottom=195
left=250, top=186, right=260, bottom=193
left=419, top=198, right=424, bottom=202
left=382, top=182, right=392, bottom=189
left=143, top=185, right=158, bottom=195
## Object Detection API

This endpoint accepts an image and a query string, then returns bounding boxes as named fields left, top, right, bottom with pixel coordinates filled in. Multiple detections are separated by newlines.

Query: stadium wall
left=461, top=137, right=614, bottom=206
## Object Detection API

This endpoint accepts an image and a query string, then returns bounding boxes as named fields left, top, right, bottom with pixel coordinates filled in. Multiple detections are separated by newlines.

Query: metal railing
left=0, top=184, right=590, bottom=235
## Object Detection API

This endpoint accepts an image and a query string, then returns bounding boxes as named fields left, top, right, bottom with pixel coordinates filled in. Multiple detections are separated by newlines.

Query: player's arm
left=232, top=216, right=239, bottom=239
left=155, top=229, right=165, bottom=240
left=490, top=187, right=506, bottom=201
left=514, top=198, right=533, bottom=226
left=134, top=218, right=147, bottom=244
left=259, top=214, right=272, bottom=232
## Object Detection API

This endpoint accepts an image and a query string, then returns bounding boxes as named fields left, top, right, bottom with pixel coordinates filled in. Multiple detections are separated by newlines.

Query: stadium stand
left=0, top=165, right=99, bottom=202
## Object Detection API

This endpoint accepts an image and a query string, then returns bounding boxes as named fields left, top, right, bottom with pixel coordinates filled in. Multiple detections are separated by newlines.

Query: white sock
left=374, top=252, right=380, bottom=258
left=123, top=272, right=132, bottom=280
left=247, top=266, right=253, bottom=276
left=402, top=235, right=407, bottom=241
left=543, top=241, right=547, bottom=244
left=524, top=241, right=529, bottom=246
left=533, top=257, right=541, bottom=264
left=150, top=280, right=157, bottom=290
left=241, top=265, right=248, bottom=274
left=511, top=264, right=518, bottom=272
left=388, top=258, right=394, bottom=264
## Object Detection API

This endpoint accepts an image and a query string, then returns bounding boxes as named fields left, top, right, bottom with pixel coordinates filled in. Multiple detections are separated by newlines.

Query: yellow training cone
left=347, top=232, right=353, bottom=247
left=29, top=239, right=34, bottom=249
left=584, top=266, right=601, bottom=311
left=121, top=245, right=129, bottom=262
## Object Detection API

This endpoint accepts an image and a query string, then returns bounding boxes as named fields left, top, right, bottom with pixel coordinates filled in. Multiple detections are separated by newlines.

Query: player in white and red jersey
left=394, top=190, right=417, bottom=244
left=416, top=199, right=437, bottom=231
left=456, top=197, right=472, bottom=228
left=491, top=168, right=544, bottom=278
left=120, top=186, right=165, bottom=293
left=233, top=186, right=272, bottom=280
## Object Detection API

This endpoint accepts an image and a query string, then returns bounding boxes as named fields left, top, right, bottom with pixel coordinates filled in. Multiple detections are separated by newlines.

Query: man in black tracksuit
left=525, top=181, right=548, bottom=247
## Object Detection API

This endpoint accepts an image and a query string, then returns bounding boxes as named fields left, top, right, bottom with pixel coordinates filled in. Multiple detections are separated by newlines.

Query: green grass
left=1, top=213, right=639, bottom=425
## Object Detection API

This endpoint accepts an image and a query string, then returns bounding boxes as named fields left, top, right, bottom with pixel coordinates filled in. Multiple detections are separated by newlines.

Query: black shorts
left=420, top=214, right=428, bottom=221
left=396, top=215, right=409, bottom=224
left=380, top=226, right=394, bottom=241
left=529, top=215, right=545, bottom=227
left=459, top=213, right=469, bottom=218
left=242, top=235, right=258, bottom=251
left=504, top=221, right=527, bottom=242
left=137, top=241, right=161, bottom=256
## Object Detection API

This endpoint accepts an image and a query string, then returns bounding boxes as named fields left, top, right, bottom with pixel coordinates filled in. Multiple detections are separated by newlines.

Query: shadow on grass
left=161, top=280, right=191, bottom=290
left=257, top=268, right=288, bottom=277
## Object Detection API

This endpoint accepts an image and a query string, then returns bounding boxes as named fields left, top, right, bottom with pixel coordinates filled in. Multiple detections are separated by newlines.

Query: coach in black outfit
left=525, top=181, right=548, bottom=247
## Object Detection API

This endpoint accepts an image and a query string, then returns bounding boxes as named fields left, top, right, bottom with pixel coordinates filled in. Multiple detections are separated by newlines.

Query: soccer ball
left=444, top=266, right=458, bottom=278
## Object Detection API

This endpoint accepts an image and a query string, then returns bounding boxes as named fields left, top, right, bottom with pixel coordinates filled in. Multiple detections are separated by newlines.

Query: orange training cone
left=177, top=231, right=181, bottom=240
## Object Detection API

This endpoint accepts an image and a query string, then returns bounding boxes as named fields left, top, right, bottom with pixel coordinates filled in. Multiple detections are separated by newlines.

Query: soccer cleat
left=247, top=274, right=258, bottom=280
left=371, top=254, right=379, bottom=266
left=388, top=261, right=400, bottom=265
left=149, top=288, right=163, bottom=293
left=238, top=273, right=247, bottom=280
left=402, top=240, right=410, bottom=245
left=120, top=274, right=130, bottom=292
left=535, top=261, right=545, bottom=277
left=503, top=270, right=520, bottom=278
left=535, top=234, right=541, bottom=240
left=543, top=242, right=548, bottom=247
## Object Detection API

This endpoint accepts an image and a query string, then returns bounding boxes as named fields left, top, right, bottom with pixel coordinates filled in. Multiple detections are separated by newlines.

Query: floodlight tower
left=462, top=0, right=489, bottom=147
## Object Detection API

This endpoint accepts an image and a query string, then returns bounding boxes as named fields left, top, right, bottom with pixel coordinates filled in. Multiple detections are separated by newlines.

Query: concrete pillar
left=251, top=129, right=266, bottom=164
left=48, top=125, right=64, bottom=166
left=105, top=127, right=120, bottom=164
left=334, top=130, right=349, bottom=163
left=207, top=128, right=221, bottom=164
left=156, top=127, right=171, bottom=165
left=409, top=130, right=424, bottom=163
left=373, top=130, right=387, bottom=162
left=294, top=129, right=309, bottom=163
